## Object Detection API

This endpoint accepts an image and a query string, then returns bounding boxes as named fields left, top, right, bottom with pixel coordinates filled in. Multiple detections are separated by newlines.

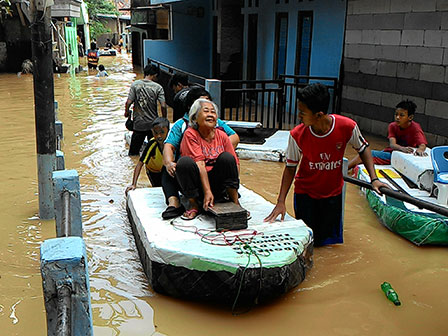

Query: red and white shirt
left=286, top=114, right=368, bottom=199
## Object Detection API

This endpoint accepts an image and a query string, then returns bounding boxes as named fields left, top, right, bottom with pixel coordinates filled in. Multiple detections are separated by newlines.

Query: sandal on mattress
left=162, top=205, right=185, bottom=219
left=181, top=208, right=200, bottom=221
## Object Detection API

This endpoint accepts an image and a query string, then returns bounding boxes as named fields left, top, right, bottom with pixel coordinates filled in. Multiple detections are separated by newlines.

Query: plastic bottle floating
left=381, top=282, right=401, bottom=306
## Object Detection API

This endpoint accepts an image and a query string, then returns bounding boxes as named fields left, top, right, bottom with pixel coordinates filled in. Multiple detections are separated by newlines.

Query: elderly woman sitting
left=176, top=98, right=242, bottom=220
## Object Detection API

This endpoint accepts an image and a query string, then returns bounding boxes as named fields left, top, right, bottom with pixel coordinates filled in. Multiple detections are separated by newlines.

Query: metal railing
left=280, top=75, right=338, bottom=129
left=61, top=190, right=71, bottom=237
left=220, top=79, right=284, bottom=129
left=220, top=75, right=338, bottom=130
left=147, top=58, right=207, bottom=108
left=54, top=189, right=73, bottom=335
left=148, top=58, right=207, bottom=88
left=56, top=283, right=72, bottom=336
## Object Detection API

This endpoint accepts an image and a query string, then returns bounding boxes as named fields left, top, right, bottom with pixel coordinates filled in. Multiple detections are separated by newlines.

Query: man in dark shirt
left=169, top=73, right=191, bottom=122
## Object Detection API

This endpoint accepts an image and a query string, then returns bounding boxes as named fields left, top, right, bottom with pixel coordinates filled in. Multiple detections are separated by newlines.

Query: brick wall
left=341, top=0, right=448, bottom=146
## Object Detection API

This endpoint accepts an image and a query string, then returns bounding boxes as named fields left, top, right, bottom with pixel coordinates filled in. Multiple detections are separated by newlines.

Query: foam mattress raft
left=126, top=185, right=313, bottom=305
left=356, top=165, right=448, bottom=246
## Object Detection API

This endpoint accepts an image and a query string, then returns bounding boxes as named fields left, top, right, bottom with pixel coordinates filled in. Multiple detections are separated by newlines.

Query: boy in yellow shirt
left=126, top=117, right=169, bottom=194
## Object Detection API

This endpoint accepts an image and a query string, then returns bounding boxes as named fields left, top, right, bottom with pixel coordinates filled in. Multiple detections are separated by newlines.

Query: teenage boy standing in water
left=264, top=83, right=388, bottom=246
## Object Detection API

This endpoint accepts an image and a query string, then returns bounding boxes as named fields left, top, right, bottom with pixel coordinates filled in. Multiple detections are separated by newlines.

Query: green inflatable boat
left=356, top=159, right=448, bottom=246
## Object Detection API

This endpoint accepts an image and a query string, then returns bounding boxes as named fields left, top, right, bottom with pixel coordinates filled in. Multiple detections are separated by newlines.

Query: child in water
left=125, top=117, right=170, bottom=194
left=96, top=64, right=108, bottom=77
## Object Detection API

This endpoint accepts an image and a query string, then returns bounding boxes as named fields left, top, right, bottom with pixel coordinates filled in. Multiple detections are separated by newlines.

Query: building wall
left=143, top=0, right=213, bottom=77
left=52, top=0, right=82, bottom=17
left=242, top=0, right=347, bottom=80
left=341, top=0, right=448, bottom=146
left=144, top=0, right=346, bottom=81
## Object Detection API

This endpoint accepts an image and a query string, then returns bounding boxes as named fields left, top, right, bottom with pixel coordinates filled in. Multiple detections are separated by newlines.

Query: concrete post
left=55, top=150, right=65, bottom=171
left=31, top=0, right=56, bottom=219
left=205, top=79, right=222, bottom=118
left=54, top=101, right=59, bottom=120
left=55, top=120, right=63, bottom=151
left=52, top=170, right=82, bottom=237
left=55, top=120, right=63, bottom=138
left=40, top=236, right=93, bottom=336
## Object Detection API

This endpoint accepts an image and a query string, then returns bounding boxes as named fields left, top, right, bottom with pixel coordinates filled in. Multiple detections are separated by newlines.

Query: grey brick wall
left=342, top=0, right=448, bottom=146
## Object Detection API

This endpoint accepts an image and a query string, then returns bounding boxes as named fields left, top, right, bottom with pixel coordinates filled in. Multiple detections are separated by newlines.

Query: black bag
left=125, top=114, right=133, bottom=131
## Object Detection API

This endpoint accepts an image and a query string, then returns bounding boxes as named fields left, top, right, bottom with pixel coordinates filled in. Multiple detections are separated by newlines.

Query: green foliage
left=0, top=0, right=12, bottom=22
left=85, top=0, right=118, bottom=17
left=84, top=0, right=119, bottom=39
left=89, top=20, right=109, bottom=40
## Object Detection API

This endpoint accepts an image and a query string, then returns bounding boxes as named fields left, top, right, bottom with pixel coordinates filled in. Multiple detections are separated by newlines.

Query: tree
left=0, top=0, right=12, bottom=23
left=84, top=0, right=119, bottom=39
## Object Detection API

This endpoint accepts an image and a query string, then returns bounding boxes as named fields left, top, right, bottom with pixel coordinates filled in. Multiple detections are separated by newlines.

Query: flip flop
left=181, top=208, right=199, bottom=221
left=162, top=205, right=185, bottom=220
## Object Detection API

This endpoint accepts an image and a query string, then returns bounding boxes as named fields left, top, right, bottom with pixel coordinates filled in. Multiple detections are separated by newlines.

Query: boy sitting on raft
left=264, top=83, right=388, bottom=246
left=125, top=117, right=170, bottom=195
left=348, top=100, right=428, bottom=169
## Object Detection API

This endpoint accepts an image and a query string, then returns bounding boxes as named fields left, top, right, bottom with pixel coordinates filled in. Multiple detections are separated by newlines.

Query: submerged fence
left=40, top=105, right=93, bottom=336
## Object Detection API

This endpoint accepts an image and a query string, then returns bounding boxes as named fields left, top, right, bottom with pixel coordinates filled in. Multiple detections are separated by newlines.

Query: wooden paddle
left=343, top=175, right=448, bottom=218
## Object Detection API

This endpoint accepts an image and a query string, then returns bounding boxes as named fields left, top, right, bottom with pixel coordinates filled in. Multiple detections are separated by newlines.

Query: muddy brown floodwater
left=0, top=55, right=447, bottom=336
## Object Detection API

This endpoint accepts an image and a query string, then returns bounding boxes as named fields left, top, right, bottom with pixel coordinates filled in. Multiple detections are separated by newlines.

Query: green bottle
left=381, top=282, right=401, bottom=306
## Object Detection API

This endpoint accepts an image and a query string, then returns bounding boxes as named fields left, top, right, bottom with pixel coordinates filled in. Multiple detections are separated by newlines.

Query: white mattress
left=126, top=185, right=313, bottom=273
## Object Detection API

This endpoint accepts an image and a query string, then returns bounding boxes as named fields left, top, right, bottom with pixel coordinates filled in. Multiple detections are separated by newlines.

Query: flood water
left=1, top=55, right=447, bottom=336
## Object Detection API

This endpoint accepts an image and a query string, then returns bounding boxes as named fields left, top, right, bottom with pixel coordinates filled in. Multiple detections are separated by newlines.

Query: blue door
left=274, top=12, right=288, bottom=79
left=295, top=11, right=313, bottom=81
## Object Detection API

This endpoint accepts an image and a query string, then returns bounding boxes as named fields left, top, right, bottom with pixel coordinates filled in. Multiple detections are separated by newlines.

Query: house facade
left=142, top=0, right=346, bottom=81
left=96, top=13, right=131, bottom=48
left=134, top=0, right=448, bottom=144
